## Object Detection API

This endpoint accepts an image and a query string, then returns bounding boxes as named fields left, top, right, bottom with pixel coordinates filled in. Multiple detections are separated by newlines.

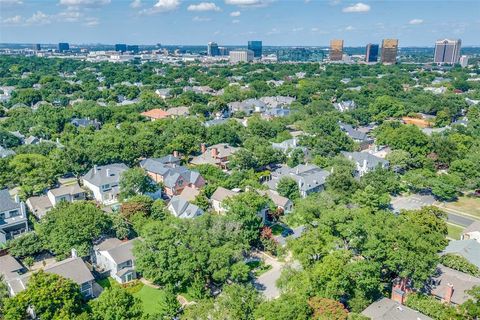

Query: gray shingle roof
left=266, top=164, right=330, bottom=194
left=105, top=239, right=136, bottom=265
left=430, top=265, right=480, bottom=305
left=339, top=123, right=370, bottom=142
left=341, top=151, right=389, bottom=170
left=0, top=189, right=21, bottom=213
left=44, top=257, right=94, bottom=285
left=443, top=240, right=480, bottom=268
left=48, top=183, right=84, bottom=197
left=0, top=255, right=23, bottom=280
left=361, top=298, right=432, bottom=320
left=82, top=163, right=128, bottom=187
left=168, top=196, right=203, bottom=219
left=140, top=158, right=200, bottom=189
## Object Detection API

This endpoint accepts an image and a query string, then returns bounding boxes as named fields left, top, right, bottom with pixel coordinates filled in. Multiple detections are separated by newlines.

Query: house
left=204, top=118, right=229, bottom=128
left=228, top=99, right=266, bottom=115
left=167, top=196, right=203, bottom=218
left=333, top=100, right=356, bottom=112
left=258, top=189, right=293, bottom=214
left=210, top=187, right=239, bottom=214
left=4, top=253, right=96, bottom=298
left=92, top=238, right=137, bottom=284
left=442, top=240, right=480, bottom=269
left=0, top=254, right=26, bottom=296
left=24, top=136, right=40, bottom=145
left=0, top=189, right=29, bottom=245
left=71, top=118, right=101, bottom=130
left=178, top=186, right=200, bottom=202
left=155, top=88, right=172, bottom=99
left=141, top=108, right=169, bottom=121
left=166, top=106, right=189, bottom=118
left=140, top=157, right=205, bottom=197
left=0, top=146, right=15, bottom=158
left=341, top=151, right=389, bottom=177
left=265, top=164, right=330, bottom=198
left=26, top=182, right=86, bottom=219
left=339, top=123, right=373, bottom=149
left=190, top=143, right=239, bottom=169
left=82, top=163, right=128, bottom=205
left=262, top=107, right=291, bottom=119
left=461, top=220, right=480, bottom=242
left=271, top=138, right=308, bottom=156
left=361, top=298, right=433, bottom=320
left=427, top=265, right=480, bottom=305
left=259, top=96, right=296, bottom=108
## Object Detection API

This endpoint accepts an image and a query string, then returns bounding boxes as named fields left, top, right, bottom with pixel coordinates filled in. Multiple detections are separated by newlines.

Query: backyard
left=446, top=223, right=464, bottom=240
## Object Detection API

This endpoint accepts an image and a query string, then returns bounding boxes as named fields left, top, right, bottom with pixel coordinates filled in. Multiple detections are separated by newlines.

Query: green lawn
left=444, top=196, right=480, bottom=219
left=97, top=277, right=117, bottom=289
left=270, top=224, right=285, bottom=235
left=447, top=223, right=464, bottom=240
left=133, top=285, right=167, bottom=315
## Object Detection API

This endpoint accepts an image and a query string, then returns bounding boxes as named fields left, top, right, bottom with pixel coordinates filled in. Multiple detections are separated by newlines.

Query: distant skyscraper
left=218, top=47, right=229, bottom=56
left=229, top=49, right=254, bottom=63
left=33, top=43, right=41, bottom=51
left=329, top=39, right=344, bottom=61
left=459, top=55, right=469, bottom=68
left=207, top=42, right=220, bottom=56
left=434, top=39, right=461, bottom=64
left=58, top=42, right=69, bottom=52
left=248, top=41, right=262, bottom=58
left=127, top=45, right=139, bottom=53
left=381, top=39, right=398, bottom=64
left=115, top=44, right=127, bottom=52
left=365, top=43, right=379, bottom=62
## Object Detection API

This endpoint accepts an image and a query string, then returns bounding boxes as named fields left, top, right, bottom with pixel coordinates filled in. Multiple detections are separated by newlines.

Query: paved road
left=443, top=209, right=475, bottom=227
left=252, top=253, right=283, bottom=300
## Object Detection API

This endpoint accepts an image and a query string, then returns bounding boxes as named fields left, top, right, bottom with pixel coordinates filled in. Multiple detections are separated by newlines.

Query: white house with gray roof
left=92, top=238, right=137, bottom=284
left=265, top=164, right=331, bottom=198
left=341, top=151, right=389, bottom=177
left=82, top=163, right=128, bottom=205
left=0, top=189, right=28, bottom=245
left=167, top=196, right=203, bottom=219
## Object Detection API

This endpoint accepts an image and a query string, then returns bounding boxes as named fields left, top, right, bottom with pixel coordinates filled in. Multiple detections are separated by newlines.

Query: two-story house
left=190, top=143, right=239, bottom=169
left=0, top=189, right=29, bottom=245
left=92, top=238, right=137, bottom=284
left=140, top=157, right=205, bottom=197
left=82, top=163, right=128, bottom=205
left=26, top=182, right=86, bottom=219
left=341, top=151, right=389, bottom=177
left=167, top=196, right=204, bottom=219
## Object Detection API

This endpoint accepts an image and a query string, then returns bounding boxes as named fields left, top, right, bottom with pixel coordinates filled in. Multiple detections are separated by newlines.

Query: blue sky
left=0, top=0, right=479, bottom=46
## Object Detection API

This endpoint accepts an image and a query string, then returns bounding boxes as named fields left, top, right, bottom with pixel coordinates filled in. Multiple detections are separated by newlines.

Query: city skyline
left=0, top=0, right=479, bottom=46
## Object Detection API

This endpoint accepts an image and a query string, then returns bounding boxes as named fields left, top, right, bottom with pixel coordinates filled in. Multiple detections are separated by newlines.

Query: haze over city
left=1, top=0, right=480, bottom=46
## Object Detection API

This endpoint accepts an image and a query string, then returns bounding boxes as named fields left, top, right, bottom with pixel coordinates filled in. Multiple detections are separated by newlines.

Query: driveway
left=273, top=225, right=305, bottom=246
left=252, top=252, right=284, bottom=300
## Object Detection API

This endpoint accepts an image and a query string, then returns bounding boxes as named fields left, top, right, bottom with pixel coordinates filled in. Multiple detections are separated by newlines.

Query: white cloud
left=230, top=10, right=241, bottom=16
left=192, top=16, right=211, bottom=22
left=0, top=0, right=23, bottom=5
left=130, top=0, right=141, bottom=8
left=409, top=18, right=423, bottom=25
left=2, top=15, right=23, bottom=24
left=25, top=11, right=52, bottom=25
left=59, top=0, right=110, bottom=8
left=342, top=2, right=370, bottom=13
left=84, top=17, right=99, bottom=26
left=224, top=0, right=271, bottom=8
left=188, top=2, right=220, bottom=11
left=140, top=0, right=180, bottom=14
left=345, top=25, right=355, bottom=31
left=57, top=10, right=83, bottom=22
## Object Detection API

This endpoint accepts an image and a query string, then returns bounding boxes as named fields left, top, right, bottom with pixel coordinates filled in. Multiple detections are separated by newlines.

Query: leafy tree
left=308, top=297, right=348, bottom=320
left=120, top=194, right=154, bottom=220
left=214, top=284, right=262, bottom=320
left=37, top=201, right=112, bottom=258
left=287, top=148, right=305, bottom=168
left=119, top=167, right=157, bottom=200
left=277, top=176, right=301, bottom=200
left=9, top=153, right=57, bottom=196
left=441, top=254, right=480, bottom=277
left=352, top=185, right=391, bottom=211
left=7, top=232, right=44, bottom=258
left=255, top=292, right=311, bottom=320
left=2, top=271, right=85, bottom=320
left=430, top=173, right=462, bottom=201
left=90, top=286, right=143, bottom=320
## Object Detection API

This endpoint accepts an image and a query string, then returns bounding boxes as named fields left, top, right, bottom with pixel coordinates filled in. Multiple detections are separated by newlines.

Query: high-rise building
left=365, top=43, right=379, bottom=63
left=115, top=44, right=127, bottom=52
left=58, top=42, right=69, bottom=52
left=434, top=39, right=461, bottom=64
left=460, top=55, right=469, bottom=68
left=229, top=49, right=254, bottom=63
left=381, top=39, right=398, bottom=64
left=218, top=47, right=229, bottom=56
left=33, top=43, right=41, bottom=51
left=248, top=40, right=263, bottom=58
left=127, top=45, right=139, bottom=54
left=329, top=39, right=344, bottom=61
left=207, top=42, right=220, bottom=56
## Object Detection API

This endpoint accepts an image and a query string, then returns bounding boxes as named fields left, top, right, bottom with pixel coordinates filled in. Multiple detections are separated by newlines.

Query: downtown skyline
left=0, top=0, right=479, bottom=46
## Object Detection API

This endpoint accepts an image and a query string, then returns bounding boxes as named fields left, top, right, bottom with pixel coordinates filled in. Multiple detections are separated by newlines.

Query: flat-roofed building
left=330, top=39, right=344, bottom=61
left=229, top=50, right=254, bottom=63
left=381, top=39, right=398, bottom=64
left=434, top=39, right=461, bottom=64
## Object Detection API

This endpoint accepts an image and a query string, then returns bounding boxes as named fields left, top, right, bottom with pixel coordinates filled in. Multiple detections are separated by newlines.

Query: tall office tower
left=115, top=44, right=127, bottom=52
left=460, top=55, right=469, bottom=68
left=58, top=42, right=69, bottom=52
left=127, top=45, right=139, bottom=53
left=434, top=39, right=461, bottom=64
left=229, top=50, right=254, bottom=63
left=248, top=40, right=263, bottom=58
left=365, top=43, right=379, bottom=62
left=207, top=42, right=220, bottom=56
left=381, top=39, right=398, bottom=64
left=33, top=43, right=41, bottom=51
left=218, top=47, right=229, bottom=56
left=329, top=39, right=344, bottom=61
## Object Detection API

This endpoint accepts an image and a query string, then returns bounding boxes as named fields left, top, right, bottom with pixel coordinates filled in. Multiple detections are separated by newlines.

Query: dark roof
left=0, top=189, right=21, bottom=213
left=82, top=163, right=128, bottom=187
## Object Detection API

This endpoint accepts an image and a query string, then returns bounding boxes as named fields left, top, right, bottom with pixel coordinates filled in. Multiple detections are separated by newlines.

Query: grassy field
left=444, top=196, right=480, bottom=219
left=447, top=223, right=464, bottom=240
left=133, top=285, right=168, bottom=315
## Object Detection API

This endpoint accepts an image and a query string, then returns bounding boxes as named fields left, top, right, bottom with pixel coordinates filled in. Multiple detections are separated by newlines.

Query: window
left=101, top=184, right=111, bottom=191
left=8, top=210, right=19, bottom=217
left=0, top=212, right=5, bottom=220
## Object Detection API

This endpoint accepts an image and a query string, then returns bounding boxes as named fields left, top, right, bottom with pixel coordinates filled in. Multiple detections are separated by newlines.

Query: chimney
left=173, top=150, right=179, bottom=158
left=201, top=143, right=207, bottom=153
left=363, top=159, right=367, bottom=169
left=94, top=165, right=98, bottom=174
left=443, top=283, right=454, bottom=304
left=14, top=194, right=20, bottom=203
left=391, top=284, right=406, bottom=305
left=71, top=248, right=77, bottom=258
left=211, top=147, right=218, bottom=158
left=106, top=168, right=111, bottom=176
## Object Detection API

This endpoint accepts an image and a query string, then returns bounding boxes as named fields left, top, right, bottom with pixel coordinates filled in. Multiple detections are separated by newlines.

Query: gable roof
left=178, top=186, right=200, bottom=202
left=168, top=196, right=203, bottom=219
left=211, top=187, right=238, bottom=203
left=48, top=182, right=84, bottom=197
left=0, top=189, right=21, bottom=213
left=342, top=151, right=389, bottom=169
left=362, top=298, right=432, bottom=320
left=0, top=255, right=24, bottom=280
left=141, top=108, right=169, bottom=119
left=443, top=240, right=480, bottom=268
left=463, top=221, right=480, bottom=235
left=82, top=163, right=128, bottom=187
left=266, top=164, right=330, bottom=193
left=105, top=239, right=136, bottom=265
left=430, top=265, right=480, bottom=305
left=258, top=189, right=291, bottom=208
left=44, top=257, right=94, bottom=285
